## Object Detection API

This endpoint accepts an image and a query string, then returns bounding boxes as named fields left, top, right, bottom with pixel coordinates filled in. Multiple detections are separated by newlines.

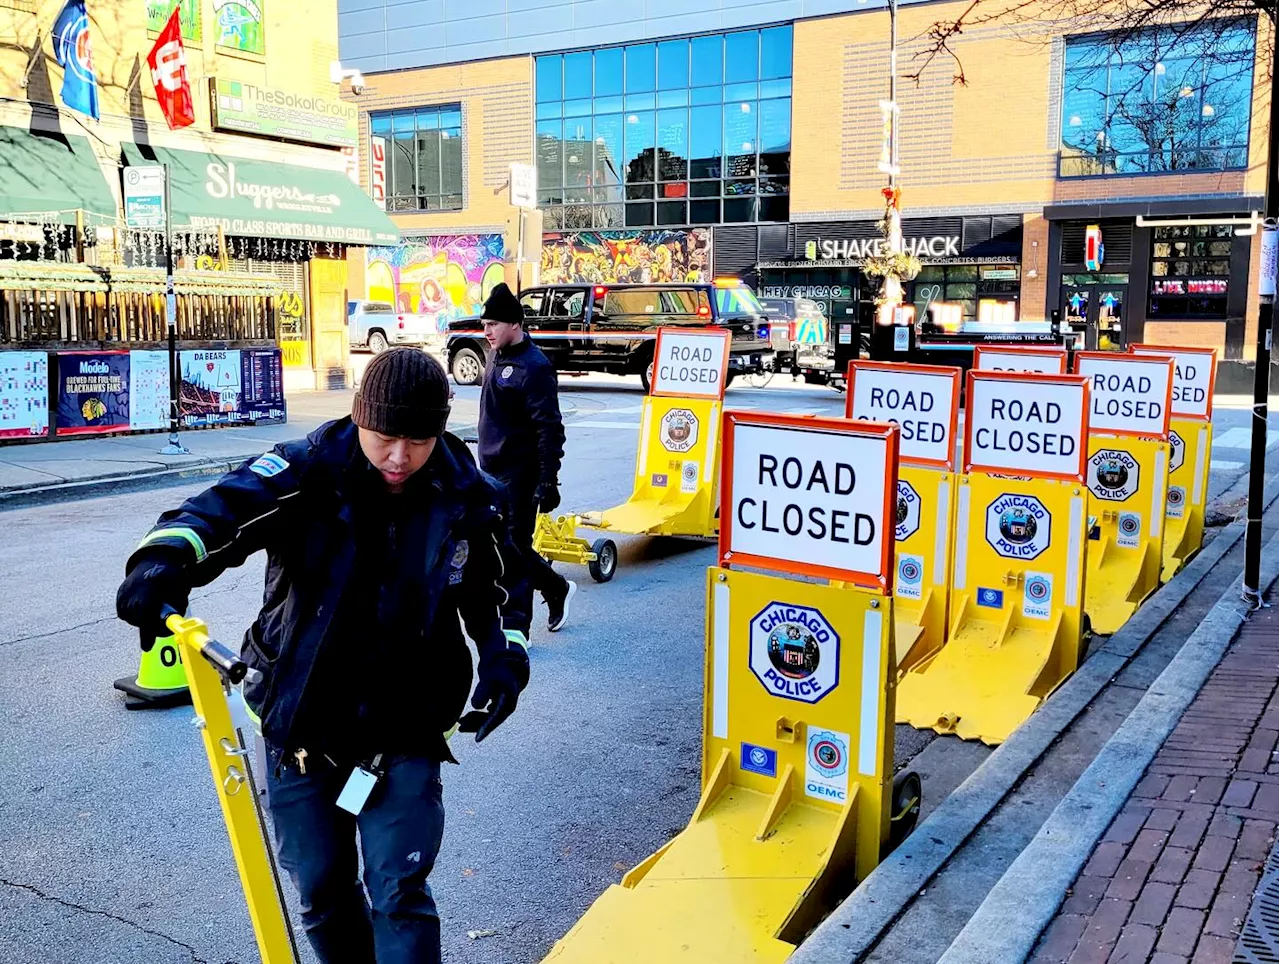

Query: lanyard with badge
left=336, top=754, right=384, bottom=815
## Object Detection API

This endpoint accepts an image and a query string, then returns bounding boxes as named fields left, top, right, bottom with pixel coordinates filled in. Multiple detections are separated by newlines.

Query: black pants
left=266, top=754, right=445, bottom=964
left=503, top=480, right=567, bottom=636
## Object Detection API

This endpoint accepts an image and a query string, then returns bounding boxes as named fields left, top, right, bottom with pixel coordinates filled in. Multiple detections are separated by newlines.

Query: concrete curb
left=0, top=457, right=256, bottom=511
left=936, top=532, right=1280, bottom=964
left=789, top=479, right=1279, bottom=964
left=0, top=423, right=483, bottom=511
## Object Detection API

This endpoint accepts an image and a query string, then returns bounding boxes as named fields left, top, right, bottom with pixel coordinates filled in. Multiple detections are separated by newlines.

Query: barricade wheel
left=886, top=770, right=922, bottom=855
left=588, top=539, right=618, bottom=583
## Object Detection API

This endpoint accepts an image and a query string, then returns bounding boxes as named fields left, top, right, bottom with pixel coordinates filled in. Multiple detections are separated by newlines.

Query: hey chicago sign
left=809, top=236, right=961, bottom=260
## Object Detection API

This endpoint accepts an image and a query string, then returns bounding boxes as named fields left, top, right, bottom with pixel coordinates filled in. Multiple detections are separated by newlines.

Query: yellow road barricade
left=846, top=360, right=962, bottom=674
left=1130, top=345, right=1217, bottom=581
left=897, top=370, right=1091, bottom=745
left=574, top=328, right=733, bottom=544
left=544, top=413, right=913, bottom=963
left=166, top=611, right=298, bottom=964
left=1075, top=351, right=1176, bottom=634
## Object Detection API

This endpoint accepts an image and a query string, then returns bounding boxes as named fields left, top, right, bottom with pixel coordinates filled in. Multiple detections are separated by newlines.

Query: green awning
left=0, top=126, right=116, bottom=223
left=121, top=143, right=400, bottom=246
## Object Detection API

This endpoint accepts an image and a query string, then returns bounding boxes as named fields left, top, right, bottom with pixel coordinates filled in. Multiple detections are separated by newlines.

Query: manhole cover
left=1234, top=842, right=1280, bottom=964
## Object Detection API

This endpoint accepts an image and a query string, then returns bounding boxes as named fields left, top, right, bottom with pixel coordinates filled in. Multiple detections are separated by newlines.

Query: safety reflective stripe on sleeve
left=139, top=527, right=208, bottom=563
left=504, top=629, right=529, bottom=651
left=443, top=723, right=460, bottom=742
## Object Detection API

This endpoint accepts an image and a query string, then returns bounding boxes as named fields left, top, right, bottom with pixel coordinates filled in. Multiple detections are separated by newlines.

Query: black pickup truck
left=445, top=281, right=775, bottom=391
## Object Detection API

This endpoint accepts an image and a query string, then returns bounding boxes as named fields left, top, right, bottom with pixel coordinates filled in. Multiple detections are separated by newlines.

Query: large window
left=1149, top=224, right=1233, bottom=318
left=1059, top=20, right=1254, bottom=177
left=370, top=105, right=463, bottom=212
left=535, top=26, right=793, bottom=229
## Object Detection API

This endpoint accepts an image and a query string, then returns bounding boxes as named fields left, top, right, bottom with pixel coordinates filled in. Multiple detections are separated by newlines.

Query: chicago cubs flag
left=147, top=7, right=195, bottom=129
left=52, top=0, right=99, bottom=120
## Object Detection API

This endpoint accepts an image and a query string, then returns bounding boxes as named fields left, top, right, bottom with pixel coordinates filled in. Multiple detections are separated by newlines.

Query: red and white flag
left=147, top=8, right=194, bottom=129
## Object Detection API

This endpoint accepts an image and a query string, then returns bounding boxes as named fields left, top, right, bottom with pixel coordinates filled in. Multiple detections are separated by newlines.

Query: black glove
left=534, top=481, right=561, bottom=514
left=458, top=646, right=529, bottom=742
left=116, top=552, right=190, bottom=652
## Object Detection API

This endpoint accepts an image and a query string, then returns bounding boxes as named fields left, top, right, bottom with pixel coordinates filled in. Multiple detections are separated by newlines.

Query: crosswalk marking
left=1214, top=427, right=1278, bottom=450
left=569, top=420, right=640, bottom=429
left=1210, top=460, right=1245, bottom=471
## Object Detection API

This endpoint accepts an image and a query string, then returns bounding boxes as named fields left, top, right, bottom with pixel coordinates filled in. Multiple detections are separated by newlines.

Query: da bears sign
left=659, top=408, right=698, bottom=453
left=1088, top=449, right=1140, bottom=502
left=985, top=493, right=1052, bottom=560
left=749, top=601, right=840, bottom=704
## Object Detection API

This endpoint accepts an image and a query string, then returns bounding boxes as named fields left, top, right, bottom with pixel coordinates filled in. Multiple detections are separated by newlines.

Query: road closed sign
left=846, top=361, right=960, bottom=469
left=1129, top=344, right=1216, bottom=422
left=1074, top=351, right=1174, bottom=439
left=965, top=371, right=1089, bottom=481
left=973, top=345, right=1068, bottom=374
left=720, top=411, right=898, bottom=589
left=650, top=327, right=732, bottom=399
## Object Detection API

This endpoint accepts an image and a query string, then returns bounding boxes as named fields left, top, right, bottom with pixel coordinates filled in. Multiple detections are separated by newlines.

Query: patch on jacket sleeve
left=249, top=452, right=290, bottom=478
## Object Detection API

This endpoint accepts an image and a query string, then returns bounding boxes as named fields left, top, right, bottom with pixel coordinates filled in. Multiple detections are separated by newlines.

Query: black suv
left=445, top=281, right=774, bottom=390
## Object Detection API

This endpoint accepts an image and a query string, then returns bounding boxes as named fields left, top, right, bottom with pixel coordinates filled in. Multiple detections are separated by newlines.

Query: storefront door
left=1061, top=275, right=1129, bottom=351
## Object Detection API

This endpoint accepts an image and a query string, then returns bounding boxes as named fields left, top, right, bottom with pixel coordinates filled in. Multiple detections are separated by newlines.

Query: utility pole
left=879, top=0, right=904, bottom=322
left=159, top=163, right=189, bottom=456
left=1242, top=58, right=1278, bottom=607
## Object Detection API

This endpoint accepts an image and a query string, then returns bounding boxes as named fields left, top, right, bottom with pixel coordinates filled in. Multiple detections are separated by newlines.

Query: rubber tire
left=588, top=538, right=618, bottom=583
left=639, top=358, right=654, bottom=394
left=885, top=770, right=923, bottom=857
left=450, top=346, right=485, bottom=386
left=368, top=330, right=389, bottom=354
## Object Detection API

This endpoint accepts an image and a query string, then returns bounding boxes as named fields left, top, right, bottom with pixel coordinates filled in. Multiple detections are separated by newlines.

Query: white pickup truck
left=347, top=301, right=440, bottom=353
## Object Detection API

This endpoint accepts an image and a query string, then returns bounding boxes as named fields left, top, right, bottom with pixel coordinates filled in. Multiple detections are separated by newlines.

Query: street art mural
left=540, top=229, right=711, bottom=284
left=365, top=235, right=506, bottom=332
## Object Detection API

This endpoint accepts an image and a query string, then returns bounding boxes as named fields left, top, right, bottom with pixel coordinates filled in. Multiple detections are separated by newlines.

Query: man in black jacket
left=116, top=349, right=528, bottom=964
left=477, top=283, right=576, bottom=634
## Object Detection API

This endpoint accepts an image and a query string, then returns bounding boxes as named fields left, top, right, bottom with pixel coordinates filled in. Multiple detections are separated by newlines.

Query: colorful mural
left=540, top=229, right=711, bottom=285
left=366, top=235, right=507, bottom=332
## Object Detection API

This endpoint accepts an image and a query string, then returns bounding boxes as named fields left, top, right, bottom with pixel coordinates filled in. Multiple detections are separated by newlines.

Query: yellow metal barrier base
left=542, top=765, right=851, bottom=963
left=170, top=615, right=296, bottom=964
left=1160, top=513, right=1200, bottom=583
left=895, top=475, right=1088, bottom=745
left=1084, top=526, right=1164, bottom=635
left=890, top=467, right=957, bottom=680
left=543, top=569, right=896, bottom=962
left=896, top=595, right=1065, bottom=744
left=533, top=514, right=598, bottom=565
left=582, top=395, right=721, bottom=540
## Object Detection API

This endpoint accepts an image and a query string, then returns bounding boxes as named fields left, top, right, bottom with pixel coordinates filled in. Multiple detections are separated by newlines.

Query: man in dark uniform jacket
left=477, top=283, right=576, bottom=634
left=116, top=349, right=529, bottom=964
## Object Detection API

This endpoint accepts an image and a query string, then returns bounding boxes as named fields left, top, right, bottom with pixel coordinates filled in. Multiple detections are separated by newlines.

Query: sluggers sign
left=719, top=411, right=899, bottom=589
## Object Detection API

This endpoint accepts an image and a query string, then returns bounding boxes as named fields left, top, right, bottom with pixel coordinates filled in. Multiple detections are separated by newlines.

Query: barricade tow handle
left=161, top=605, right=259, bottom=687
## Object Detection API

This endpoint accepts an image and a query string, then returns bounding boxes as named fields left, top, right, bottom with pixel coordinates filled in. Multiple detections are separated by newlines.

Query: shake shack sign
left=806, top=235, right=962, bottom=261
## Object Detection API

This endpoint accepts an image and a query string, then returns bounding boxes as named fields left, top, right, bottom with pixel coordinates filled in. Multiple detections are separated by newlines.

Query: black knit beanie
left=481, top=283, right=523, bottom=325
left=352, top=348, right=451, bottom=439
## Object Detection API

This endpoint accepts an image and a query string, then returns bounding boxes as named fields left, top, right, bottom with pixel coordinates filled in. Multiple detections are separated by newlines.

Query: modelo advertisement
left=179, top=348, right=285, bottom=426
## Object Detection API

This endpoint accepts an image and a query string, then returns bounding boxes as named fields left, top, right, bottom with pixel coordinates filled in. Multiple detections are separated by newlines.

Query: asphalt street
left=0, top=371, right=1274, bottom=964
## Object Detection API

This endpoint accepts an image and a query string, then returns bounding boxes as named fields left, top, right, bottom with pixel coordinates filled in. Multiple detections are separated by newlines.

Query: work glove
left=458, top=642, right=529, bottom=743
left=116, top=551, right=190, bottom=652
left=534, top=481, right=561, bottom=514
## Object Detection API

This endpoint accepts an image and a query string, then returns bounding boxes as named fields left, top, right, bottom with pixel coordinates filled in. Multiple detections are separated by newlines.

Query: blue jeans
left=266, top=754, right=445, bottom=964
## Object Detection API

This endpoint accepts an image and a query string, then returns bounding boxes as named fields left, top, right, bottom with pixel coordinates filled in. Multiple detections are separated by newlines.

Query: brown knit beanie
left=352, top=348, right=451, bottom=438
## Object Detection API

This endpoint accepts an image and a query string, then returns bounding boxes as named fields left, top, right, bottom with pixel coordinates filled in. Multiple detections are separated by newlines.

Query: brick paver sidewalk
left=1033, top=601, right=1279, bottom=964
